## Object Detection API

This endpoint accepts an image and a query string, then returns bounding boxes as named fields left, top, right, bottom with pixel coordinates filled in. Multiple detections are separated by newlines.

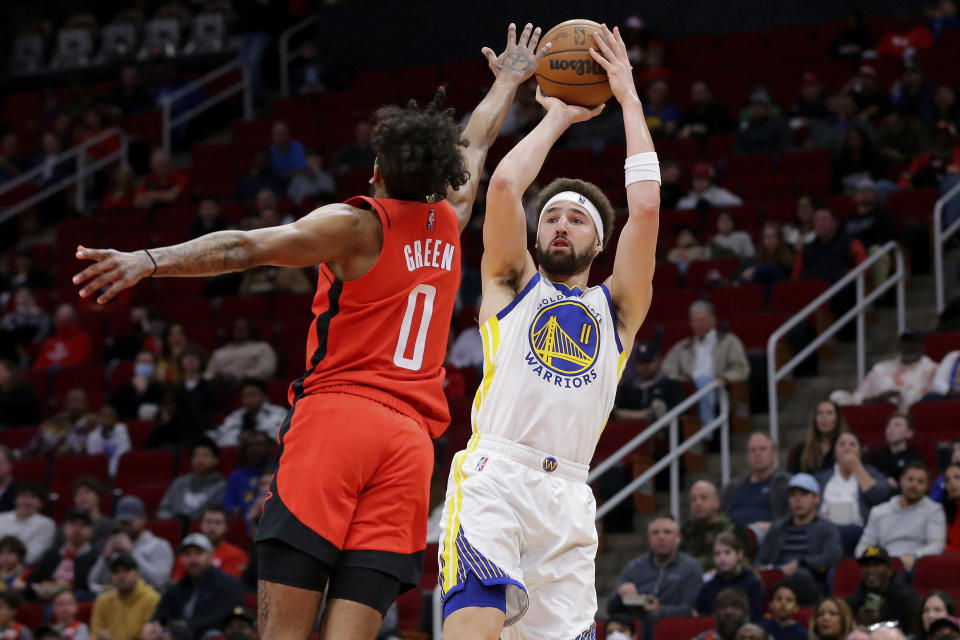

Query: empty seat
left=723, top=153, right=775, bottom=178
left=914, top=554, right=960, bottom=603
left=51, top=28, right=94, bottom=68
left=652, top=262, right=680, bottom=291
left=645, top=290, right=699, bottom=326
left=831, top=558, right=861, bottom=599
left=145, top=518, right=182, bottom=551
left=0, top=427, right=40, bottom=452
left=842, top=404, right=897, bottom=443
left=52, top=454, right=109, bottom=486
left=684, top=259, right=740, bottom=291
left=654, top=617, right=715, bottom=640
left=708, top=285, right=766, bottom=320
left=769, top=280, right=828, bottom=315
left=924, top=331, right=960, bottom=362
left=909, top=400, right=960, bottom=442
left=12, top=458, right=45, bottom=484
left=114, top=450, right=175, bottom=490
left=779, top=149, right=831, bottom=174
left=885, top=188, right=939, bottom=222
left=727, top=312, right=790, bottom=352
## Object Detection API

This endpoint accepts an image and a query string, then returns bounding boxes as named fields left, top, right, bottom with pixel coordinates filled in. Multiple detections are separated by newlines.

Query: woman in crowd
left=734, top=221, right=795, bottom=289
left=809, top=598, right=855, bottom=640
left=783, top=194, right=816, bottom=251
left=696, top=531, right=764, bottom=622
left=943, top=462, right=960, bottom=553
left=922, top=591, right=958, bottom=640
left=709, top=210, right=756, bottom=260
left=788, top=400, right=848, bottom=474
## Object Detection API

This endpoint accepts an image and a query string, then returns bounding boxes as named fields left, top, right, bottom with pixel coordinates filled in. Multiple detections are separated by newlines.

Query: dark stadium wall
left=314, top=0, right=925, bottom=72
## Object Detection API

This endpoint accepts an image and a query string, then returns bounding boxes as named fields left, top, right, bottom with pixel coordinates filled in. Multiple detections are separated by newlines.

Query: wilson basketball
left=536, top=19, right=613, bottom=108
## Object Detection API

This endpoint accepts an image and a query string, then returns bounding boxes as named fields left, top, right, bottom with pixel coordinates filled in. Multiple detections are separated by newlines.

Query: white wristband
left=625, top=152, right=661, bottom=186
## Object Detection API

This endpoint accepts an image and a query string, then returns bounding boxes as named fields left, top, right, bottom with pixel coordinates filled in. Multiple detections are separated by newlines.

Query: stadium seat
left=50, top=363, right=105, bottom=404
left=0, top=427, right=39, bottom=452
left=708, top=285, right=765, bottom=320
left=760, top=569, right=785, bottom=604
left=913, top=555, right=960, bottom=603
left=121, top=485, right=168, bottom=518
left=146, top=519, right=182, bottom=551
left=108, top=360, right=135, bottom=393
left=779, top=149, right=831, bottom=174
left=724, top=153, right=775, bottom=178
left=653, top=616, right=715, bottom=640
left=396, top=588, right=422, bottom=632
left=114, top=450, right=175, bottom=490
left=593, top=420, right=648, bottom=464
left=831, top=558, right=861, bottom=599
left=12, top=458, right=45, bottom=484
left=841, top=404, right=896, bottom=443
left=794, top=608, right=813, bottom=628
left=909, top=401, right=960, bottom=443
left=885, top=188, right=939, bottom=222
left=16, top=603, right=44, bottom=630
left=727, top=312, right=790, bottom=352
left=924, top=331, right=960, bottom=362
left=684, top=259, right=740, bottom=290
left=662, top=322, right=694, bottom=352
left=218, top=295, right=271, bottom=322
left=76, top=601, right=93, bottom=624
left=178, top=447, right=238, bottom=477
left=645, top=290, right=699, bottom=326
left=769, top=280, right=829, bottom=315
left=52, top=454, right=109, bottom=487
left=652, top=262, right=680, bottom=291
left=125, top=420, right=156, bottom=449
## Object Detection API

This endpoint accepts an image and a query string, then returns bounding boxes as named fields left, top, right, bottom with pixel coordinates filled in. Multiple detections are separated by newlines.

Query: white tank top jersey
left=471, top=273, right=629, bottom=465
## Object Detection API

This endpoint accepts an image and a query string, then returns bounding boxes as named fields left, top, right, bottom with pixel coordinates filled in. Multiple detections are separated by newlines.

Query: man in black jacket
left=845, top=545, right=923, bottom=638
left=147, top=533, right=244, bottom=639
left=29, top=508, right=98, bottom=601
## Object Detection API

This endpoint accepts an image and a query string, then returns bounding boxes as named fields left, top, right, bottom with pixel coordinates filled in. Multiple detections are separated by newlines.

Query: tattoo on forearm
left=153, top=231, right=251, bottom=277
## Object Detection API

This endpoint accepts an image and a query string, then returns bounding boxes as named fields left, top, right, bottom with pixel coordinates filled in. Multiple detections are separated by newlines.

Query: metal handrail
left=279, top=14, right=318, bottom=97
left=934, top=181, right=960, bottom=314
left=766, top=241, right=906, bottom=445
left=0, top=127, right=128, bottom=223
left=161, top=57, right=252, bottom=153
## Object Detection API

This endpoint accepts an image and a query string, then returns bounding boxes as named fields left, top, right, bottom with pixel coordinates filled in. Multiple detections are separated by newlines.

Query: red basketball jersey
left=291, top=195, right=461, bottom=438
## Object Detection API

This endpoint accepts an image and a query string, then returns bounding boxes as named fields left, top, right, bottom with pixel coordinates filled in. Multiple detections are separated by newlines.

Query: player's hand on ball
left=589, top=24, right=640, bottom=106
left=482, top=22, right=549, bottom=84
left=535, top=85, right=604, bottom=124
left=73, top=245, right=154, bottom=304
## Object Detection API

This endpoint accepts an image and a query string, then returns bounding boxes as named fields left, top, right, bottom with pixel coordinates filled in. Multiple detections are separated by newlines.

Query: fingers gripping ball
left=536, top=19, right=613, bottom=108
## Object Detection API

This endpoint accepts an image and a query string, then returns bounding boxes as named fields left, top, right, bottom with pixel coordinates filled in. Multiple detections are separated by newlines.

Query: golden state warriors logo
left=528, top=300, right=600, bottom=376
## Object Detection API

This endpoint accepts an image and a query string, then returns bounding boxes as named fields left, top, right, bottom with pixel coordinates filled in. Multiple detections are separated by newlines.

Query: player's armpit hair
left=534, top=178, right=615, bottom=251
left=371, top=86, right=470, bottom=201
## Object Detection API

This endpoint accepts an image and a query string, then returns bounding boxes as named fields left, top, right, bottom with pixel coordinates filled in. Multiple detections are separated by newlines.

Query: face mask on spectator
left=134, top=363, right=154, bottom=378
left=607, top=633, right=632, bottom=640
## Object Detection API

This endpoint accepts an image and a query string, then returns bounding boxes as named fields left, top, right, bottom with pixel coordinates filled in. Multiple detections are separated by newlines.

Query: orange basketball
left=535, top=19, right=613, bottom=108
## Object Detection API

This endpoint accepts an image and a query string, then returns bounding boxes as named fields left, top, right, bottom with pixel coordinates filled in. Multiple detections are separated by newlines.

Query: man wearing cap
left=680, top=81, right=735, bottom=140
left=87, top=496, right=174, bottom=593
left=90, top=553, right=160, bottom=640
left=844, top=180, right=897, bottom=284
left=223, top=607, right=257, bottom=640
left=720, top=432, right=791, bottom=544
left=928, top=616, right=960, bottom=640
left=691, top=587, right=752, bottom=640
left=755, top=473, right=842, bottom=606
left=841, top=65, right=888, bottom=121
left=171, top=507, right=248, bottom=580
left=614, top=340, right=685, bottom=423
left=733, top=88, right=788, bottom=155
left=845, top=545, right=923, bottom=637
left=0, top=482, right=55, bottom=564
left=145, top=533, right=243, bottom=640
left=28, top=508, right=97, bottom=601
left=831, top=331, right=937, bottom=413
left=676, top=162, right=743, bottom=211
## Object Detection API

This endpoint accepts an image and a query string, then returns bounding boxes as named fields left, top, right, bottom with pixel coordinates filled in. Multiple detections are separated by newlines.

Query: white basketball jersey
left=471, top=273, right=628, bottom=465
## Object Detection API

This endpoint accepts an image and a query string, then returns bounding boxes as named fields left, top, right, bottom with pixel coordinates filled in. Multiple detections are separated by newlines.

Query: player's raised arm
left=73, top=203, right=375, bottom=304
left=590, top=24, right=660, bottom=338
left=446, top=23, right=550, bottom=232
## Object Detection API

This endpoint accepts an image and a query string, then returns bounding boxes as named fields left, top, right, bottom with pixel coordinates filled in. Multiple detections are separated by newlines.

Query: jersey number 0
left=393, top=284, right=436, bottom=371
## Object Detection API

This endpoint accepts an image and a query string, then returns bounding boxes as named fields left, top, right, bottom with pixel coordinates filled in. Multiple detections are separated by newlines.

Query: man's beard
left=535, top=239, right=595, bottom=277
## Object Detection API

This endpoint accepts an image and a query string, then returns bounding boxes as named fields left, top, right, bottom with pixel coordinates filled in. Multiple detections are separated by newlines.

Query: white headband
left=538, top=191, right=604, bottom=246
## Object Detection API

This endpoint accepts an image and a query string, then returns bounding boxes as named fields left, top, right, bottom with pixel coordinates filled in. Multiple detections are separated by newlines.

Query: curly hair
left=534, top=178, right=615, bottom=251
left=371, top=87, right=470, bottom=201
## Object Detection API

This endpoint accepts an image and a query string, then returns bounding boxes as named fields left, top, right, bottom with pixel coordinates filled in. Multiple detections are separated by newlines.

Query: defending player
left=439, top=25, right=660, bottom=639
left=73, top=24, right=549, bottom=640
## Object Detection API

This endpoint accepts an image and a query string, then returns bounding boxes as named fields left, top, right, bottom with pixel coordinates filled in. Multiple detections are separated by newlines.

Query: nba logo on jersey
left=475, top=456, right=488, bottom=472
left=543, top=456, right=558, bottom=472
left=427, top=209, right=435, bottom=230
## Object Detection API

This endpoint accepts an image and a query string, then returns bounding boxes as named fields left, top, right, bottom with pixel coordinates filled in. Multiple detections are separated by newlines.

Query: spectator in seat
left=734, top=89, right=788, bottom=155
left=792, top=206, right=866, bottom=283
left=697, top=531, right=764, bottom=621
left=926, top=617, right=960, bottom=640
left=832, top=129, right=886, bottom=194
left=790, top=73, right=830, bottom=124
left=239, top=263, right=312, bottom=295
left=691, top=587, right=751, bottom=640
left=172, top=507, right=247, bottom=580
left=290, top=42, right=332, bottom=96
left=855, top=461, right=946, bottom=569
left=922, top=592, right=958, bottom=640
left=932, top=85, right=959, bottom=127
left=6, top=252, right=53, bottom=290
left=0, top=447, right=17, bottom=513
left=144, top=533, right=244, bottom=640
left=0, top=482, right=56, bottom=564
left=133, top=149, right=188, bottom=212
left=32, top=304, right=92, bottom=370
left=34, top=133, right=74, bottom=194
left=28, top=508, right=97, bottom=602
left=0, top=591, right=30, bottom=640
left=332, top=120, right=376, bottom=174
left=721, top=432, right=791, bottom=543
left=659, top=160, right=683, bottom=209
left=830, top=8, right=876, bottom=59
left=0, top=359, right=40, bottom=428
left=876, top=12, right=934, bottom=55
left=661, top=301, right=750, bottom=428
left=810, top=598, right=855, bottom=640
left=171, top=346, right=220, bottom=435
left=846, top=545, right=923, bottom=636
left=90, top=552, right=160, bottom=640
left=87, top=496, right=174, bottom=593
left=899, top=122, right=960, bottom=189
left=890, top=65, right=936, bottom=121
left=614, top=340, right=685, bottom=423
left=26, top=416, right=79, bottom=462
left=931, top=440, right=960, bottom=502
left=234, top=152, right=281, bottom=201
left=677, top=163, right=743, bottom=210
left=734, top=222, right=794, bottom=289
left=607, top=515, right=702, bottom=637
left=156, top=437, right=226, bottom=524
left=760, top=582, right=809, bottom=640
left=709, top=210, right=755, bottom=260
left=666, top=225, right=709, bottom=275
left=210, top=378, right=285, bottom=447
left=641, top=79, right=683, bottom=138
left=287, top=151, right=336, bottom=205
left=942, top=462, right=960, bottom=552
left=106, top=65, right=154, bottom=118
left=680, top=81, right=734, bottom=139
left=816, top=432, right=890, bottom=556
left=867, top=414, right=925, bottom=492
left=190, top=198, right=228, bottom=239
left=109, top=351, right=164, bottom=421
left=224, top=431, right=273, bottom=517
left=844, top=180, right=897, bottom=282
left=878, top=109, right=930, bottom=165
left=85, top=405, right=131, bottom=478
left=50, top=590, right=88, bottom=640
left=0, top=536, right=30, bottom=594
left=637, top=44, right=669, bottom=82
left=205, top=317, right=277, bottom=383
left=70, top=477, right=113, bottom=552
left=677, top=480, right=732, bottom=570
left=100, top=165, right=136, bottom=216
left=223, top=607, right=258, bottom=640
left=1, top=288, right=52, bottom=362
left=831, top=331, right=937, bottom=413
left=604, top=613, right=637, bottom=639
left=784, top=195, right=816, bottom=252
left=154, top=323, right=189, bottom=385
left=243, top=471, right=272, bottom=541
left=788, top=400, right=847, bottom=474
left=841, top=66, right=888, bottom=122
left=268, top=121, right=308, bottom=183
left=755, top=474, right=842, bottom=606
left=0, top=133, right=27, bottom=184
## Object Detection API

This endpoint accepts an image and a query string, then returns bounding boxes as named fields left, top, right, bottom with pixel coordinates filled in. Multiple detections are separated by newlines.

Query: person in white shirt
left=209, top=378, right=286, bottom=447
left=204, top=318, right=277, bottom=382
left=85, top=404, right=131, bottom=477
left=0, top=482, right=56, bottom=564
left=928, top=349, right=960, bottom=400
left=709, top=210, right=756, bottom=260
left=676, top=162, right=743, bottom=211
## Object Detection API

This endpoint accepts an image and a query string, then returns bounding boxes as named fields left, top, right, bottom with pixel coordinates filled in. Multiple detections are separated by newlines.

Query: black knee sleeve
left=327, top=566, right=401, bottom=617
left=257, top=539, right=332, bottom=592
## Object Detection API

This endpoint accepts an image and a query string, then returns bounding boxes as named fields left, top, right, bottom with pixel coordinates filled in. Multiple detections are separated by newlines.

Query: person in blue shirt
left=223, top=430, right=274, bottom=516
left=268, top=121, right=308, bottom=183
left=697, top=531, right=765, bottom=622
left=760, top=582, right=809, bottom=640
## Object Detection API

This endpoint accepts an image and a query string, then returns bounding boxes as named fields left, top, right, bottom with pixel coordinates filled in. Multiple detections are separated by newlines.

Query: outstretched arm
left=590, top=25, right=659, bottom=340
left=73, top=203, right=377, bottom=304
left=447, top=23, right=549, bottom=231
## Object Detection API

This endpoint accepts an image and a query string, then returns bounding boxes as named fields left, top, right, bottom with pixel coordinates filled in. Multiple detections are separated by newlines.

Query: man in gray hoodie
left=88, top=495, right=175, bottom=592
left=156, top=437, right=226, bottom=525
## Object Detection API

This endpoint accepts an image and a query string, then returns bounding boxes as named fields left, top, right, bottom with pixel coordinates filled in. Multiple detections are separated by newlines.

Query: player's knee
left=442, top=608, right=505, bottom=640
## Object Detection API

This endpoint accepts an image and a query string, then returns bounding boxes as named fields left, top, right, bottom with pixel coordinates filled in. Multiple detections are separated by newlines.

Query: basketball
left=535, top=19, right=613, bottom=108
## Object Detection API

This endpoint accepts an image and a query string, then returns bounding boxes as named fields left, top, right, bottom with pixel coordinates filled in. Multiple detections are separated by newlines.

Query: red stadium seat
left=645, top=290, right=699, bottom=326
left=125, top=420, right=156, bottom=449
left=724, top=153, right=775, bottom=178
left=121, top=485, right=168, bottom=518
left=654, top=617, right=715, bottom=640
left=760, top=569, right=785, bottom=604
left=12, top=458, right=45, bottom=484
left=662, top=322, right=693, bottom=352
left=708, top=285, right=765, bottom=320
left=727, top=312, right=790, bottom=352
left=885, top=188, right=939, bottom=222
left=924, top=332, right=960, bottom=362
left=831, top=558, right=861, bottom=599
left=0, top=427, right=39, bottom=452
left=178, top=447, right=238, bottom=477
left=794, top=608, right=813, bottom=628
left=685, top=259, right=740, bottom=291
left=841, top=404, right=897, bottom=443
left=218, top=295, right=271, bottom=322
left=50, top=363, right=105, bottom=406
left=108, top=360, right=134, bottom=393
left=16, top=603, right=44, bottom=630
left=146, top=519, right=182, bottom=551
left=779, top=149, right=831, bottom=174
left=76, top=601, right=93, bottom=624
left=114, top=450, right=175, bottom=490
left=51, top=454, right=109, bottom=486
left=769, top=280, right=828, bottom=314
left=396, top=588, right=422, bottom=632
left=652, top=262, right=680, bottom=291
left=909, top=401, right=960, bottom=443
left=914, top=555, right=960, bottom=603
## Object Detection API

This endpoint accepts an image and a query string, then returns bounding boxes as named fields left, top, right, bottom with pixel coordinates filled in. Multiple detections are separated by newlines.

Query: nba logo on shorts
left=476, top=456, right=488, bottom=472
left=543, top=456, right=558, bottom=473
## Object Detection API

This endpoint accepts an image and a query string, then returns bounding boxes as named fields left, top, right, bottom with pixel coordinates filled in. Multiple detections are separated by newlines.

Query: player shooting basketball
left=438, top=24, right=660, bottom=639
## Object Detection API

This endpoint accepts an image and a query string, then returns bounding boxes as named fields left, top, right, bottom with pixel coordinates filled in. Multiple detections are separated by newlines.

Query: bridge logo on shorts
left=543, top=456, right=559, bottom=472
left=527, top=299, right=600, bottom=377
